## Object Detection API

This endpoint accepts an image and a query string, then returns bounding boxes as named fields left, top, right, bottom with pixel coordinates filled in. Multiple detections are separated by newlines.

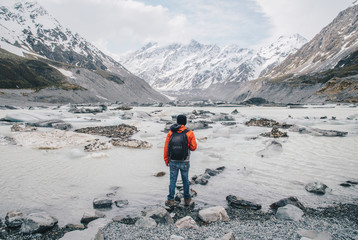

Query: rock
left=198, top=206, right=229, bottom=223
left=75, top=124, right=138, bottom=138
left=297, top=228, right=332, bottom=240
left=205, top=168, right=221, bottom=176
left=154, top=171, right=166, bottom=177
left=85, top=139, right=112, bottom=152
left=256, top=140, right=283, bottom=158
left=305, top=182, right=328, bottom=195
left=211, top=114, right=235, bottom=122
left=231, top=109, right=239, bottom=114
left=60, top=218, right=112, bottom=240
left=69, top=106, right=104, bottom=114
left=114, top=200, right=129, bottom=208
left=226, top=195, right=262, bottom=210
left=5, top=211, right=24, bottom=228
left=245, top=118, right=280, bottom=127
left=26, top=120, right=72, bottom=130
left=111, top=139, right=152, bottom=148
left=290, top=125, right=348, bottom=137
left=93, top=198, right=113, bottom=209
left=193, top=175, right=209, bottom=185
left=20, top=212, right=58, bottom=234
left=65, top=224, right=85, bottom=230
left=186, top=121, right=210, bottom=131
left=11, top=123, right=37, bottom=132
left=112, top=215, right=137, bottom=225
left=146, top=207, right=174, bottom=224
left=170, top=235, right=185, bottom=240
left=135, top=217, right=157, bottom=229
left=260, top=127, right=288, bottom=138
left=81, top=210, right=106, bottom=224
left=270, top=197, right=305, bottom=213
left=0, top=218, right=2, bottom=228
left=112, top=105, right=133, bottom=111
left=275, top=204, right=304, bottom=221
left=175, top=216, right=199, bottom=230
left=221, top=122, right=236, bottom=126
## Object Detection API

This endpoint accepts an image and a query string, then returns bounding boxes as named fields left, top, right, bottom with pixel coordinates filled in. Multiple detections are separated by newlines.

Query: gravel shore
left=102, top=204, right=358, bottom=240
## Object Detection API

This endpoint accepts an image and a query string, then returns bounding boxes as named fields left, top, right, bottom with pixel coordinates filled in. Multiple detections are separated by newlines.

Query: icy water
left=0, top=105, right=357, bottom=226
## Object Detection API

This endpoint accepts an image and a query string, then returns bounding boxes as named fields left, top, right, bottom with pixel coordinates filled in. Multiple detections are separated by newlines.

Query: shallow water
left=0, top=105, right=357, bottom=226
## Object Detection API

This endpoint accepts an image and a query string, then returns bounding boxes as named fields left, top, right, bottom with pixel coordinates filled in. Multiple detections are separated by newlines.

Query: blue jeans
left=168, top=161, right=190, bottom=200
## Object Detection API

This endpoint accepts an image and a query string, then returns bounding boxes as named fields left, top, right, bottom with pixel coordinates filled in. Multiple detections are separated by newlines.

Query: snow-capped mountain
left=230, top=3, right=358, bottom=104
left=0, top=0, right=168, bottom=103
left=120, top=35, right=307, bottom=93
left=265, top=3, right=358, bottom=78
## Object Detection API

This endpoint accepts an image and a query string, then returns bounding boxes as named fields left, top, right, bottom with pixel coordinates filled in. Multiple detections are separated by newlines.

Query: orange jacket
left=164, top=124, right=197, bottom=164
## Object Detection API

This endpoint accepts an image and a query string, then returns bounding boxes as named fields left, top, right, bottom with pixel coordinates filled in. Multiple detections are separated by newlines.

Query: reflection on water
left=0, top=106, right=357, bottom=225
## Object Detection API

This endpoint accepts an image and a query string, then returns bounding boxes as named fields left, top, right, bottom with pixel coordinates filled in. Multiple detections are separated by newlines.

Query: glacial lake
left=0, top=105, right=357, bottom=226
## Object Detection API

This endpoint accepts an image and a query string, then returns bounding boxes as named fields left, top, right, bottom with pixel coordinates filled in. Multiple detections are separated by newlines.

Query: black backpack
left=168, top=129, right=189, bottom=160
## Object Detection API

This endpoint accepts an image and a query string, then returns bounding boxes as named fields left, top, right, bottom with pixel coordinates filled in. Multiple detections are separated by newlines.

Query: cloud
left=255, top=0, right=353, bottom=42
left=37, top=0, right=191, bottom=55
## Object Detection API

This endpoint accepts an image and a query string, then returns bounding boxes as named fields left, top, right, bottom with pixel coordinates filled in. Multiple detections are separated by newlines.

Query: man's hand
left=166, top=163, right=169, bottom=167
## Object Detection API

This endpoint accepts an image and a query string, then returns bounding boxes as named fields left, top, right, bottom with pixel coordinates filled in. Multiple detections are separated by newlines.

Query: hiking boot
left=184, top=198, right=191, bottom=206
left=165, top=200, right=174, bottom=207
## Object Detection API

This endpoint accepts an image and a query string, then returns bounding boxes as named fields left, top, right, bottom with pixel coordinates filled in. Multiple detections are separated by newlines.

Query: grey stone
left=5, top=211, right=24, bottom=228
left=20, top=212, right=58, bottom=234
left=114, top=199, right=129, bottom=208
left=175, top=216, right=199, bottom=230
left=93, top=198, right=113, bottom=208
left=305, top=182, right=328, bottom=195
left=275, top=204, right=304, bottom=221
left=135, top=217, right=157, bottom=229
left=221, top=232, right=236, bottom=240
left=146, top=207, right=174, bottom=224
left=198, top=206, right=229, bottom=223
left=65, top=224, right=85, bottom=230
left=81, top=210, right=106, bottom=224
left=226, top=195, right=262, bottom=210
left=270, top=196, right=305, bottom=213
left=111, top=138, right=152, bottom=149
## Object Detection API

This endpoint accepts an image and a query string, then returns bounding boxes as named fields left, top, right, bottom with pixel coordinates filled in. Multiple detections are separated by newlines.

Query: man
left=164, top=114, right=197, bottom=207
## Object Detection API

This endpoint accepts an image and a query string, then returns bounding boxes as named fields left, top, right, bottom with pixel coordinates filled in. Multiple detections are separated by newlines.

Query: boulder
left=135, top=217, right=157, bottom=229
left=80, top=210, right=106, bottom=224
left=93, top=198, right=113, bottom=209
left=270, top=197, right=305, bottom=213
left=175, top=216, right=199, bottom=230
left=111, top=139, right=152, bottom=149
left=112, top=215, right=138, bottom=225
left=226, top=195, right=262, bottom=210
left=146, top=207, right=174, bottom=224
left=85, top=139, right=112, bottom=152
left=305, top=182, right=328, bottom=195
left=11, top=123, right=37, bottom=132
left=5, top=211, right=24, bottom=228
left=154, top=171, right=166, bottom=177
left=275, top=204, right=304, bottom=221
left=60, top=218, right=112, bottom=240
left=20, top=212, right=58, bottom=234
left=186, top=121, right=211, bottom=131
left=75, top=124, right=138, bottom=138
left=211, top=114, right=235, bottom=122
left=290, top=125, right=348, bottom=137
left=114, top=200, right=129, bottom=208
left=26, top=120, right=72, bottom=130
left=260, top=127, right=288, bottom=138
left=64, top=224, right=85, bottom=230
left=198, top=206, right=229, bottom=223
left=245, top=118, right=280, bottom=127
left=297, top=228, right=332, bottom=240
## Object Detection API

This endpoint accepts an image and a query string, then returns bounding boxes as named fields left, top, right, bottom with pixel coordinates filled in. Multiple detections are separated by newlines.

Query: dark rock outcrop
left=270, top=197, right=305, bottom=214
left=75, top=124, right=138, bottom=138
left=226, top=195, right=262, bottom=210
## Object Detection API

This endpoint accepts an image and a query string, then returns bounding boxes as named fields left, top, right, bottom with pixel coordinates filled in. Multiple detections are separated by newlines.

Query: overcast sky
left=36, top=0, right=354, bottom=59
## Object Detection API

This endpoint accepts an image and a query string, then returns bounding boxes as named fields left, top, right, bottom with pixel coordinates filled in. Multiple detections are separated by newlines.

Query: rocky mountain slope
left=230, top=3, right=358, bottom=104
left=0, top=0, right=168, bottom=104
left=120, top=35, right=307, bottom=94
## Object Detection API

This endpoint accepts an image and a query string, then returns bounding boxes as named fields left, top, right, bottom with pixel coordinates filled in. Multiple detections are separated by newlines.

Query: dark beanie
left=177, top=114, right=187, bottom=125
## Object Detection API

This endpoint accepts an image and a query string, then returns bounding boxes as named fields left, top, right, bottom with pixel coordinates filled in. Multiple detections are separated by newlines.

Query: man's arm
left=187, top=130, right=197, bottom=151
left=164, top=132, right=172, bottom=166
